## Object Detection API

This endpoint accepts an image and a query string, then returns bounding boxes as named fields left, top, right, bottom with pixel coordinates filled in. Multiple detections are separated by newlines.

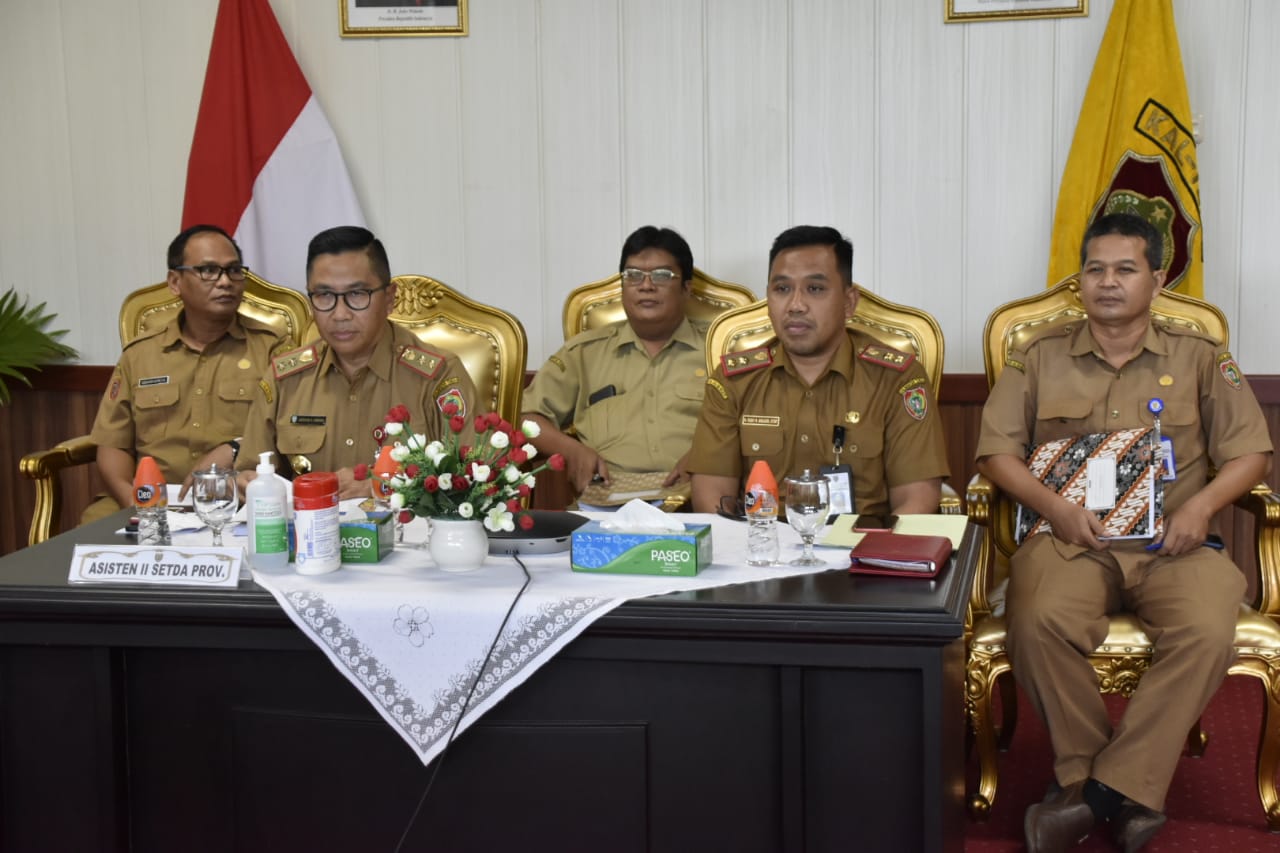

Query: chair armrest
left=965, top=473, right=997, bottom=622
left=19, top=435, right=98, bottom=546
left=940, top=483, right=962, bottom=515
left=1235, top=482, right=1280, bottom=619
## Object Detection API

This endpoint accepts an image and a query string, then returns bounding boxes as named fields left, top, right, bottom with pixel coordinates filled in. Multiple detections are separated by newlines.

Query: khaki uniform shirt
left=523, top=317, right=708, bottom=475
left=687, top=328, right=950, bottom=516
left=976, top=320, right=1272, bottom=516
left=89, top=313, right=289, bottom=483
left=237, top=322, right=478, bottom=478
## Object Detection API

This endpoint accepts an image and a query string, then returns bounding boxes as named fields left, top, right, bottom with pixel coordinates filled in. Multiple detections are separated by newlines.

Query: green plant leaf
left=0, top=288, right=80, bottom=404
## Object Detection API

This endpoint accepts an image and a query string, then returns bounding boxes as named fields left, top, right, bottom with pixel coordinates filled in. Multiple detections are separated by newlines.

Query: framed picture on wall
left=944, top=0, right=1087, bottom=23
left=340, top=0, right=469, bottom=38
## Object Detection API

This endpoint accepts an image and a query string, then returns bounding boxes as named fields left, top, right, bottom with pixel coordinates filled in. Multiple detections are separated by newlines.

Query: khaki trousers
left=1005, top=534, right=1244, bottom=811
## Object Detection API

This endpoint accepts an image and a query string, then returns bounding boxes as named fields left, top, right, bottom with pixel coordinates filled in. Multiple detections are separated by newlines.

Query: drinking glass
left=193, top=465, right=238, bottom=547
left=784, top=469, right=830, bottom=566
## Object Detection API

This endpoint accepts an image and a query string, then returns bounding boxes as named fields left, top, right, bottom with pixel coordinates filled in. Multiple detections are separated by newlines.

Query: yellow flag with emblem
left=1046, top=0, right=1201, bottom=297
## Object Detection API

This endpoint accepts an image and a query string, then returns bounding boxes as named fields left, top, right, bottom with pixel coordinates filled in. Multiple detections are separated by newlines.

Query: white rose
left=484, top=506, right=515, bottom=533
left=489, top=431, right=510, bottom=450
left=471, top=463, right=491, bottom=482
left=385, top=422, right=404, bottom=436
left=458, top=501, right=474, bottom=519
left=521, top=443, right=537, bottom=459
left=407, top=432, right=428, bottom=450
left=521, top=473, right=537, bottom=488
left=389, top=492, right=405, bottom=509
left=521, top=419, right=541, bottom=438
left=390, top=445, right=411, bottom=463
left=390, top=473, right=410, bottom=488
left=438, top=473, right=453, bottom=490
left=504, top=466, right=522, bottom=483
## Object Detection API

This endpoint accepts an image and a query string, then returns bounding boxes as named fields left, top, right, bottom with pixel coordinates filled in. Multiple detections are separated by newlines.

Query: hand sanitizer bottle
left=246, top=452, right=289, bottom=570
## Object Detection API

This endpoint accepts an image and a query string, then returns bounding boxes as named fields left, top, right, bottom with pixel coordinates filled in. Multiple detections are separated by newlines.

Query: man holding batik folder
left=975, top=213, right=1272, bottom=853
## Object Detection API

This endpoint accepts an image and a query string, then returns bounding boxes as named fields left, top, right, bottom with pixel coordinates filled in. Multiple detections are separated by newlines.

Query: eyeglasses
left=307, top=285, right=389, bottom=312
left=172, top=263, right=249, bottom=282
left=621, top=268, right=680, bottom=288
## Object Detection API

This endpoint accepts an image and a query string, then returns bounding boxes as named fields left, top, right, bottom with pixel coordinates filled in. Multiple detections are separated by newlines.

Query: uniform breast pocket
left=672, top=378, right=705, bottom=420
left=1033, top=397, right=1093, bottom=441
left=1138, top=399, right=1203, bottom=461
left=740, top=423, right=784, bottom=459
left=216, top=377, right=255, bottom=406
left=574, top=393, right=627, bottom=450
left=277, top=422, right=327, bottom=456
left=133, top=382, right=180, bottom=438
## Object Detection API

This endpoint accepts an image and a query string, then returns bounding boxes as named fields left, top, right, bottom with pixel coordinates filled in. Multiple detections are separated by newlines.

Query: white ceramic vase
left=428, top=518, right=488, bottom=572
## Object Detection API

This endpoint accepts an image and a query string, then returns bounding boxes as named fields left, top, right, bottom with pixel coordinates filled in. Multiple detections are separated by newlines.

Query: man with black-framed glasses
left=236, top=226, right=477, bottom=499
left=83, top=224, right=293, bottom=523
left=522, top=225, right=705, bottom=509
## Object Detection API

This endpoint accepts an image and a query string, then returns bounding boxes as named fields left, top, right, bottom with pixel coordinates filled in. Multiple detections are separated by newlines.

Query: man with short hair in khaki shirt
left=236, top=226, right=477, bottom=499
left=85, top=225, right=292, bottom=523
left=976, top=213, right=1272, bottom=852
left=523, top=226, right=707, bottom=506
left=688, top=225, right=948, bottom=516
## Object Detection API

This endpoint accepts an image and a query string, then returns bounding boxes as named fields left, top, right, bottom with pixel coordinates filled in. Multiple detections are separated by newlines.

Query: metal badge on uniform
left=1159, top=374, right=1173, bottom=386
left=138, top=376, right=170, bottom=387
left=291, top=415, right=327, bottom=426
left=237, top=358, right=252, bottom=370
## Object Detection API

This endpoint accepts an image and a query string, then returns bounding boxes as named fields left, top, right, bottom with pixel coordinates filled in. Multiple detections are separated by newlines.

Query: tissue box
left=287, top=514, right=395, bottom=564
left=570, top=522, right=713, bottom=576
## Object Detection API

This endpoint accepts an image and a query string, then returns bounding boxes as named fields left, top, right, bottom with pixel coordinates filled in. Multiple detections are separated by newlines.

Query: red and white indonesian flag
left=181, top=0, right=365, bottom=291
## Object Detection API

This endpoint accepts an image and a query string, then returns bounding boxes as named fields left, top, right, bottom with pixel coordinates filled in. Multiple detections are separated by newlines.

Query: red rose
left=506, top=498, right=522, bottom=513
left=508, top=448, right=528, bottom=465
left=517, top=484, right=531, bottom=497
left=424, top=475, right=439, bottom=492
left=474, top=415, right=488, bottom=433
left=485, top=412, right=502, bottom=428
left=460, top=444, right=472, bottom=458
left=441, top=401, right=459, bottom=417
left=512, top=430, right=527, bottom=445
left=449, top=415, right=466, bottom=433
left=353, top=463, right=369, bottom=481
left=397, top=510, right=414, bottom=524
left=518, top=513, right=534, bottom=531
left=386, top=404, right=411, bottom=423
left=498, top=419, right=513, bottom=433
left=548, top=453, right=566, bottom=471
left=484, top=485, right=499, bottom=497
left=405, top=464, right=421, bottom=478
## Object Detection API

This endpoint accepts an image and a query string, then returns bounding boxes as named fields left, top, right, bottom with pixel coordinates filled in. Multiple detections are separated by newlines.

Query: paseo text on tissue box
left=571, top=522, right=713, bottom=576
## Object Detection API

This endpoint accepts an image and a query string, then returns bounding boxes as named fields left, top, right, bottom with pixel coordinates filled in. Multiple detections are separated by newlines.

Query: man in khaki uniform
left=689, top=225, right=948, bottom=516
left=85, top=225, right=292, bottom=523
left=976, top=213, right=1272, bottom=852
left=523, top=226, right=706, bottom=507
left=236, top=226, right=477, bottom=499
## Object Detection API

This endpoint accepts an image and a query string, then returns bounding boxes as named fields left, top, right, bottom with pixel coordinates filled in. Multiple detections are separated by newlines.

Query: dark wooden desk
left=0, top=514, right=974, bottom=853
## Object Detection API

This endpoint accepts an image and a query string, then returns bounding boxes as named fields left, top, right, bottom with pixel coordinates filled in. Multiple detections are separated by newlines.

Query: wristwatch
left=226, top=438, right=241, bottom=462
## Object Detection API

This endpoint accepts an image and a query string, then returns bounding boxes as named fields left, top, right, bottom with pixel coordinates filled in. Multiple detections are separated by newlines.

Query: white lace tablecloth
left=198, top=512, right=847, bottom=765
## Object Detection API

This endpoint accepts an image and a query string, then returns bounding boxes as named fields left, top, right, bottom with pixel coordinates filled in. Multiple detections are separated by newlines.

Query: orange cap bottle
left=744, top=460, right=779, bottom=517
left=133, top=456, right=167, bottom=508
left=372, top=445, right=400, bottom=499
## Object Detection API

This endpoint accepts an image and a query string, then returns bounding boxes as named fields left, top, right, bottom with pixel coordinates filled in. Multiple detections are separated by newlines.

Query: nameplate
left=68, top=545, right=243, bottom=588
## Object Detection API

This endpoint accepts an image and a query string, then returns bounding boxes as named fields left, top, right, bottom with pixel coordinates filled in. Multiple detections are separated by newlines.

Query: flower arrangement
left=358, top=403, right=565, bottom=532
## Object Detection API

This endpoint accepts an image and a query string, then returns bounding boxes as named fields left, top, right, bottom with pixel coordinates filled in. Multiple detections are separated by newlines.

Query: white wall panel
left=704, top=0, right=790, bottom=292
left=1, top=0, right=1277, bottom=374
left=537, top=0, right=623, bottom=350
left=1237, top=0, right=1280, bottom=371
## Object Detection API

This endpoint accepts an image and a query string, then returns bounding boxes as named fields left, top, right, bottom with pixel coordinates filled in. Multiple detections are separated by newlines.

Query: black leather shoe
left=1109, top=801, right=1167, bottom=853
left=1024, top=781, right=1095, bottom=853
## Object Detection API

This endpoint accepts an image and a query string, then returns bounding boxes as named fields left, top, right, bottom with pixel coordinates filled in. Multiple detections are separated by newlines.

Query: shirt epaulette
left=272, top=344, right=319, bottom=380
left=399, top=344, right=446, bottom=379
left=721, top=345, right=773, bottom=376
left=1154, top=318, right=1218, bottom=344
left=857, top=343, right=916, bottom=371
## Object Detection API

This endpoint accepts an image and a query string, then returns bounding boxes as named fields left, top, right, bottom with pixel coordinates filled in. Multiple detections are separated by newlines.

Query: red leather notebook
left=848, top=532, right=953, bottom=579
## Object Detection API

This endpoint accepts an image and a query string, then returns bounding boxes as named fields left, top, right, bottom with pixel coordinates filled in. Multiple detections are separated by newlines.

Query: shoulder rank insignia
left=399, top=344, right=445, bottom=380
left=721, top=345, right=773, bottom=377
left=257, top=378, right=274, bottom=404
left=1218, top=352, right=1243, bottom=389
left=272, top=344, right=318, bottom=380
left=858, top=344, right=915, bottom=371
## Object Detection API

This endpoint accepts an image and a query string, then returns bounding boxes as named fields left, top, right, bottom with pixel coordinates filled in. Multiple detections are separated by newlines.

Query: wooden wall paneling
left=537, top=0, right=624, bottom=352
left=1175, top=0, right=1247, bottom=331
left=456, top=2, right=546, bottom=359
left=618, top=0, right=710, bottom=296
left=961, top=21, right=1057, bottom=373
left=788, top=0, right=877, bottom=259
left=702, top=0, right=791, bottom=291
left=873, top=1, right=967, bottom=365
left=1236, top=0, right=1280, bottom=372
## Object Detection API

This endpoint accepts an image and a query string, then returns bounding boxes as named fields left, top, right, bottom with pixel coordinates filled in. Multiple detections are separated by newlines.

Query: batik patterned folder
left=1016, top=427, right=1163, bottom=543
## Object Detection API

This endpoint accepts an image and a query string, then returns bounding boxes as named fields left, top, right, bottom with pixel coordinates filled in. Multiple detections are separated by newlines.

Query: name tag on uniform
left=291, top=415, right=327, bottom=426
left=139, top=376, right=170, bottom=387
left=741, top=415, right=780, bottom=427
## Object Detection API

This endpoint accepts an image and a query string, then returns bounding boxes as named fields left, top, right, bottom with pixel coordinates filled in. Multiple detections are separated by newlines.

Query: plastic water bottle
left=745, top=460, right=779, bottom=566
left=134, top=456, right=171, bottom=546
left=246, top=452, right=289, bottom=570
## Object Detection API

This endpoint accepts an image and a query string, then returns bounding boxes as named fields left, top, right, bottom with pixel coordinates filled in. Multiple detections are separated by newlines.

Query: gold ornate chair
left=385, top=275, right=527, bottom=424
left=562, top=267, right=755, bottom=339
left=705, top=285, right=960, bottom=513
left=964, top=275, right=1280, bottom=828
left=19, top=273, right=312, bottom=546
